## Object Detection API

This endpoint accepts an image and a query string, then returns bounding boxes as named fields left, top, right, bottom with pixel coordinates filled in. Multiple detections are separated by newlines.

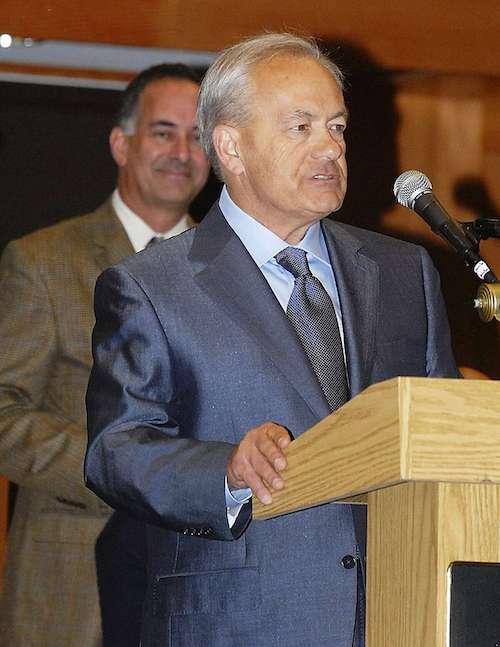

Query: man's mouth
left=155, top=162, right=191, bottom=177
left=157, top=168, right=191, bottom=180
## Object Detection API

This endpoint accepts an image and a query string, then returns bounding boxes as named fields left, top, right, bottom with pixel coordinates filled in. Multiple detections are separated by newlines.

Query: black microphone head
left=394, top=170, right=432, bottom=208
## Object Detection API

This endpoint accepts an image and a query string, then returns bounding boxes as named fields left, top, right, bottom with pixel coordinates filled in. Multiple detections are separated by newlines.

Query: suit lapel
left=189, top=205, right=331, bottom=421
left=88, top=200, right=134, bottom=271
left=322, top=219, right=379, bottom=397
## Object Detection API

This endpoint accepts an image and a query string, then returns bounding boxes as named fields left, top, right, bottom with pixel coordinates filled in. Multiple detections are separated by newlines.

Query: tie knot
left=275, top=247, right=311, bottom=279
left=146, top=236, right=163, bottom=248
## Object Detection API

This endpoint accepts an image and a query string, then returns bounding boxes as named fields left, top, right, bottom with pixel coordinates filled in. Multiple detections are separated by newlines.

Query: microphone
left=393, top=170, right=497, bottom=283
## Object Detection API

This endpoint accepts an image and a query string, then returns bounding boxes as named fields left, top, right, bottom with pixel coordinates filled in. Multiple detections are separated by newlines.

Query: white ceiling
left=0, top=38, right=216, bottom=88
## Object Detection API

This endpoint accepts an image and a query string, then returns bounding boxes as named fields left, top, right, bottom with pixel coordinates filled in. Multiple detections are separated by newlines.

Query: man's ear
left=109, top=126, right=129, bottom=167
left=212, top=124, right=244, bottom=176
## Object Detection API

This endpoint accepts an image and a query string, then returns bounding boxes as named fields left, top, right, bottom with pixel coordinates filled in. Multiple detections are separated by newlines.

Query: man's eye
left=330, top=123, right=346, bottom=133
left=154, top=131, right=173, bottom=140
left=293, top=124, right=309, bottom=132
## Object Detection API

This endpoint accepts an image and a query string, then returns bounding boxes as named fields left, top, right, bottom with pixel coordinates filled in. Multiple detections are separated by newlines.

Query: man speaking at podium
left=85, top=33, right=460, bottom=647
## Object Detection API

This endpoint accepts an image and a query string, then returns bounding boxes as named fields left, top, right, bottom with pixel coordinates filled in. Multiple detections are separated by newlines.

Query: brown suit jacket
left=0, top=201, right=134, bottom=646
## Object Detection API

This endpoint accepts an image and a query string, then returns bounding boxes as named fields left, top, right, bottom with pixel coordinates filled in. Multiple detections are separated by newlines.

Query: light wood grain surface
left=253, top=377, right=500, bottom=520
left=367, top=481, right=500, bottom=646
left=2, top=0, right=500, bottom=76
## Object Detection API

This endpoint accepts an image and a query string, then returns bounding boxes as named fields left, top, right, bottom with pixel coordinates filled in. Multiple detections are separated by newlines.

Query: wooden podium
left=253, top=377, right=500, bottom=646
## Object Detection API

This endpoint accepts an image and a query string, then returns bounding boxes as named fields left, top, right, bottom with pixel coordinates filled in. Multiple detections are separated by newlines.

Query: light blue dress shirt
left=218, top=185, right=347, bottom=516
left=219, top=185, right=346, bottom=347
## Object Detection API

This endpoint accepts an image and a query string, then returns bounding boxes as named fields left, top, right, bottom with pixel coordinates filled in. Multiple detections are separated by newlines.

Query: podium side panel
left=367, top=482, right=439, bottom=647
left=367, top=481, right=500, bottom=647
left=436, top=482, right=500, bottom=646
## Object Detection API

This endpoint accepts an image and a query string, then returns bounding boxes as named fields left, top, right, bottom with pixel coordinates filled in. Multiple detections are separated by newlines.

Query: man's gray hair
left=197, top=32, right=344, bottom=180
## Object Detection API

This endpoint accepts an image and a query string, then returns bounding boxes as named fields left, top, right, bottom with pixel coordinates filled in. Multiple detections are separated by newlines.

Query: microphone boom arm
left=461, top=218, right=500, bottom=242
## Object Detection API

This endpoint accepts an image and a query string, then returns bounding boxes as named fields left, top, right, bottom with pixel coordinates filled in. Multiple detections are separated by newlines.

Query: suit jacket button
left=341, top=554, right=356, bottom=569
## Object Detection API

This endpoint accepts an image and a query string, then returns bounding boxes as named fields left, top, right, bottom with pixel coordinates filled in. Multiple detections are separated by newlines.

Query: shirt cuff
left=225, top=476, right=251, bottom=528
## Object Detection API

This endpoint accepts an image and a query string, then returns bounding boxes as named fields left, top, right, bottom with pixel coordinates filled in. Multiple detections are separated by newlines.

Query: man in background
left=85, top=33, right=459, bottom=647
left=0, top=63, right=209, bottom=646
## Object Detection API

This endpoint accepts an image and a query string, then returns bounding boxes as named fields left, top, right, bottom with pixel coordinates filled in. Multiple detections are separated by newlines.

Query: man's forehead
left=248, top=65, right=345, bottom=123
left=250, top=56, right=343, bottom=101
left=137, top=79, right=200, bottom=124
left=252, top=54, right=338, bottom=83
left=139, top=79, right=199, bottom=109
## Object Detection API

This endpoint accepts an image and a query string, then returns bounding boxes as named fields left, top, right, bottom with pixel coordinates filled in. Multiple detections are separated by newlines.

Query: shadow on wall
left=322, top=39, right=400, bottom=232
left=320, top=39, right=500, bottom=379
left=0, top=82, right=121, bottom=251
left=454, top=176, right=500, bottom=221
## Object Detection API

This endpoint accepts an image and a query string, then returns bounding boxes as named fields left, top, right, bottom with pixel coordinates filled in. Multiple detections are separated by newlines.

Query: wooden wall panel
left=1, top=0, right=500, bottom=76
left=382, top=77, right=485, bottom=234
left=377, top=74, right=500, bottom=379
left=483, top=86, right=500, bottom=215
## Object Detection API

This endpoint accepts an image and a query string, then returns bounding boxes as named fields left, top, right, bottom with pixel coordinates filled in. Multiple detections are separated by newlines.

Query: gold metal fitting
left=474, top=283, right=500, bottom=322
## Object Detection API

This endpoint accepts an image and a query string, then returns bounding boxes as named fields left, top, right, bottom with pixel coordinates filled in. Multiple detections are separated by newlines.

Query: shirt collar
left=218, top=185, right=330, bottom=268
left=112, top=189, right=192, bottom=252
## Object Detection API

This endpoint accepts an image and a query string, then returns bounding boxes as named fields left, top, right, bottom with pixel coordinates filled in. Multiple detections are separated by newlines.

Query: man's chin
left=309, top=195, right=346, bottom=217
left=156, top=187, right=194, bottom=204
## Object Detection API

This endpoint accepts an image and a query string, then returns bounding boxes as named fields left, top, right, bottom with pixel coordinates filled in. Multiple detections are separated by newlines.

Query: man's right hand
left=227, top=422, right=291, bottom=506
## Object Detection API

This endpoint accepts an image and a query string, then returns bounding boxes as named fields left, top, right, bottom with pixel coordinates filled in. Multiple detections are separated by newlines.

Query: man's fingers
left=277, top=434, right=291, bottom=449
left=228, top=453, right=277, bottom=505
left=231, top=448, right=284, bottom=490
left=265, top=423, right=292, bottom=448
left=227, top=422, right=292, bottom=502
left=244, top=471, right=273, bottom=506
left=257, top=432, right=288, bottom=472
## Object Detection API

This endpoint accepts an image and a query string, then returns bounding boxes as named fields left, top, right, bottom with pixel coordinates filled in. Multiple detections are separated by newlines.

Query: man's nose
left=311, top=129, right=345, bottom=161
left=171, top=134, right=191, bottom=162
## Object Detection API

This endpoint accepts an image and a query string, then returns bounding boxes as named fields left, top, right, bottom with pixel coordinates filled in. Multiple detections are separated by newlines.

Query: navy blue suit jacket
left=85, top=204, right=459, bottom=647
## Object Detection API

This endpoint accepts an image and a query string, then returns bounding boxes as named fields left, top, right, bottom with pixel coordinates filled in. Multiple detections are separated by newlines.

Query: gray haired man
left=86, top=33, right=459, bottom=647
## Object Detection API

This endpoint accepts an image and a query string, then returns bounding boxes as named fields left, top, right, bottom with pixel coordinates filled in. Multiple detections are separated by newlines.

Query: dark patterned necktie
left=275, top=246, right=348, bottom=412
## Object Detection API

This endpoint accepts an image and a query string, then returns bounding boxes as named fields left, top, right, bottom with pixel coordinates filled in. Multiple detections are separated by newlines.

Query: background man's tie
left=275, top=246, right=348, bottom=412
left=146, top=236, right=163, bottom=247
